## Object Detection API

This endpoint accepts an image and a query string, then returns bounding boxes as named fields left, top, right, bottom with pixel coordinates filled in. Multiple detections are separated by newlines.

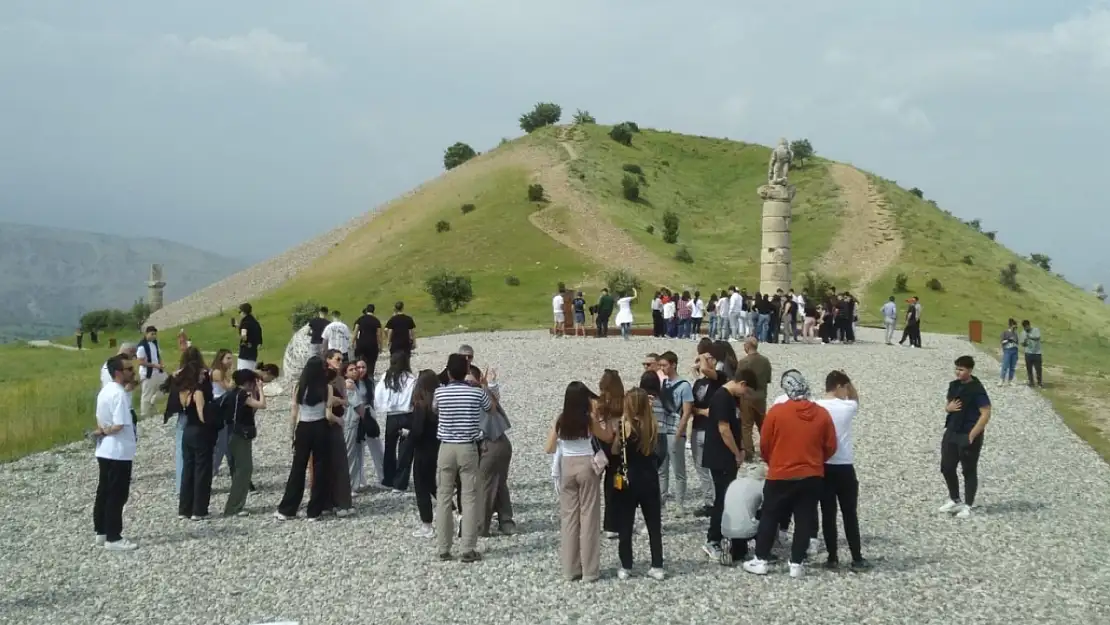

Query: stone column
left=147, top=264, right=166, bottom=312
left=757, top=183, right=796, bottom=295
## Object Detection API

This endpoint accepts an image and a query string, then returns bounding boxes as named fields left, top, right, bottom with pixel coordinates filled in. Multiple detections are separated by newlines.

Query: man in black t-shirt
left=702, top=367, right=758, bottom=566
left=690, top=351, right=725, bottom=518
left=353, top=304, right=383, bottom=377
left=385, top=301, right=416, bottom=355
left=236, top=303, right=263, bottom=371
left=307, top=306, right=330, bottom=358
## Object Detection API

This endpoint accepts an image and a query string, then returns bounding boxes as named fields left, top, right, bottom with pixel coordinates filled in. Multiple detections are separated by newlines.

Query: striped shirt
left=433, top=382, right=492, bottom=443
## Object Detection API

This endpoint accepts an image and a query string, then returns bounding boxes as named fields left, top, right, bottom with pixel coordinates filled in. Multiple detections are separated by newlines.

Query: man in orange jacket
left=742, top=369, right=837, bottom=578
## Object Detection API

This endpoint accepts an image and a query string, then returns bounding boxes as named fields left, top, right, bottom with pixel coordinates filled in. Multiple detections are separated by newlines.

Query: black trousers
left=940, top=431, right=984, bottom=506
left=1025, top=353, right=1043, bottom=386
left=901, top=320, right=921, bottom=347
left=382, top=412, right=412, bottom=489
left=707, top=466, right=749, bottom=559
left=754, top=477, right=822, bottom=564
left=820, top=464, right=863, bottom=561
left=615, top=471, right=664, bottom=569
left=413, top=442, right=439, bottom=523
left=602, top=464, right=617, bottom=533
left=179, top=425, right=215, bottom=517
left=596, top=314, right=610, bottom=338
left=93, top=458, right=133, bottom=542
left=278, top=420, right=331, bottom=518
left=393, top=431, right=416, bottom=491
left=652, top=310, right=664, bottom=337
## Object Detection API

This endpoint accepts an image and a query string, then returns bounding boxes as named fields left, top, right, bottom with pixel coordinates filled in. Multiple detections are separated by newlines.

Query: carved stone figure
left=282, top=323, right=314, bottom=386
left=767, top=138, right=792, bottom=185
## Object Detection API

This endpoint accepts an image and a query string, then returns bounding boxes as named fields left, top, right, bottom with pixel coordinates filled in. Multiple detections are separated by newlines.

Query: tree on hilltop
left=443, top=142, right=477, bottom=170
left=1029, top=253, right=1052, bottom=271
left=789, top=139, right=814, bottom=166
left=572, top=109, right=596, bottom=125
left=909, top=187, right=924, bottom=199
left=519, top=102, right=562, bottom=133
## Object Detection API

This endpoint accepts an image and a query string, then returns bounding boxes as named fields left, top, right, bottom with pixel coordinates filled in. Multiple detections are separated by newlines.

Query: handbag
left=590, top=436, right=608, bottom=476
left=613, top=420, right=628, bottom=491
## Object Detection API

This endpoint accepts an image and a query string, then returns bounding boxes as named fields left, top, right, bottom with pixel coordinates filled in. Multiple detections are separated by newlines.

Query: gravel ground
left=2, top=328, right=1109, bottom=625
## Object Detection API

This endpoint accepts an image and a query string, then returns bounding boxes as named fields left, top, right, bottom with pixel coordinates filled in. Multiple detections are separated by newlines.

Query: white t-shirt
left=662, top=300, right=676, bottom=320
left=322, top=320, right=352, bottom=354
left=651, top=297, right=662, bottom=312
left=552, top=294, right=564, bottom=313
left=614, top=297, right=634, bottom=325
left=881, top=302, right=897, bottom=321
left=374, top=372, right=416, bottom=414
left=729, top=292, right=743, bottom=313
left=816, top=397, right=858, bottom=465
left=691, top=298, right=704, bottom=318
left=95, top=381, right=137, bottom=461
left=100, top=363, right=113, bottom=387
left=136, top=342, right=160, bottom=379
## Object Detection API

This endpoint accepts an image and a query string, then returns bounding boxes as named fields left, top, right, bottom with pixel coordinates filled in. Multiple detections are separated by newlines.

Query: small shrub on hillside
left=435, top=220, right=451, bottom=233
left=926, top=277, right=944, bottom=292
left=527, top=183, right=545, bottom=202
left=661, top=211, right=679, bottom=244
left=425, top=269, right=474, bottom=313
left=621, top=174, right=641, bottom=201
left=674, top=245, right=694, bottom=264
left=622, top=121, right=640, bottom=133
left=622, top=163, right=643, bottom=175
left=789, top=139, right=814, bottom=166
left=1030, top=253, right=1052, bottom=271
left=999, top=262, right=1021, bottom=291
left=289, top=300, right=322, bottom=331
left=909, top=187, right=924, bottom=199
left=660, top=160, right=670, bottom=167
left=964, top=218, right=982, bottom=232
left=605, top=269, right=642, bottom=298
left=519, top=102, right=562, bottom=133
left=961, top=255, right=974, bottom=265
left=443, top=142, right=477, bottom=170
left=894, top=272, right=909, bottom=292
left=504, top=275, right=521, bottom=287
left=572, top=109, right=596, bottom=124
left=984, top=231, right=997, bottom=241
left=645, top=224, right=655, bottom=234
left=800, top=272, right=835, bottom=301
left=460, top=203, right=476, bottom=214
left=609, top=123, right=634, bottom=146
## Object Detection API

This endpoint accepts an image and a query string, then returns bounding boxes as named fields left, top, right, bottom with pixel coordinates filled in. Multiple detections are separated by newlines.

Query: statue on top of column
left=767, top=138, right=793, bottom=186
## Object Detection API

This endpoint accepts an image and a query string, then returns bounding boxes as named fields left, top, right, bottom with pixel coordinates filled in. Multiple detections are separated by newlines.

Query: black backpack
left=658, top=379, right=689, bottom=420
left=212, top=390, right=241, bottom=430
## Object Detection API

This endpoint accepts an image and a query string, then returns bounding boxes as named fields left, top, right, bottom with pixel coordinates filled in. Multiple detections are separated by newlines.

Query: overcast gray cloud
left=1, top=0, right=1107, bottom=288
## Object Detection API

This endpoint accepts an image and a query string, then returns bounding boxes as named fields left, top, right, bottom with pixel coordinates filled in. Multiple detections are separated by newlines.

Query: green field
left=4, top=123, right=1109, bottom=463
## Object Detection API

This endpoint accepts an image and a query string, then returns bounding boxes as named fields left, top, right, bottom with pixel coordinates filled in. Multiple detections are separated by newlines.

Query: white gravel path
left=2, top=328, right=1109, bottom=625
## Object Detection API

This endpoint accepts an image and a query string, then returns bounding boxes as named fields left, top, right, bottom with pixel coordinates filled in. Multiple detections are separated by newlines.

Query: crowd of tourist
left=91, top=295, right=1002, bottom=583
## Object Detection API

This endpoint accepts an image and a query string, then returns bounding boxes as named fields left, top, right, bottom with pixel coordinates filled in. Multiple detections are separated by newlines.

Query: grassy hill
left=3, top=122, right=1109, bottom=462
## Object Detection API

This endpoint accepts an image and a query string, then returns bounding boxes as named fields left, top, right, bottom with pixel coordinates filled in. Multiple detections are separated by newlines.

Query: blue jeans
left=678, top=318, right=692, bottom=339
left=621, top=322, right=631, bottom=340
left=175, top=413, right=186, bottom=494
left=708, top=315, right=719, bottom=339
left=1001, top=348, right=1018, bottom=381
left=756, top=314, right=771, bottom=342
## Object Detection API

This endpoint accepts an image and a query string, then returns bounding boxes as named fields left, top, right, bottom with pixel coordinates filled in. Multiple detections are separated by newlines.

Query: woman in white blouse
left=374, top=350, right=416, bottom=493
left=613, top=288, right=638, bottom=341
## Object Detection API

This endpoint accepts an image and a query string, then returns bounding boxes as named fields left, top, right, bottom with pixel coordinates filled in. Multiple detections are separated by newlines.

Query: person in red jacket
left=742, top=369, right=837, bottom=578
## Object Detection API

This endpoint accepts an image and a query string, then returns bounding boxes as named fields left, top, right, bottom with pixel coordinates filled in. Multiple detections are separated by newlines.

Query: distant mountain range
left=0, top=222, right=244, bottom=341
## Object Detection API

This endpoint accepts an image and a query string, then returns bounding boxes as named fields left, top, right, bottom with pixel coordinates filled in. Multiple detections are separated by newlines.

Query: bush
left=622, top=121, right=640, bottom=133
left=609, top=123, right=634, bottom=146
left=645, top=224, right=654, bottom=234
left=519, top=102, right=562, bottom=133
left=621, top=163, right=643, bottom=175
left=504, top=275, right=521, bottom=287
left=572, top=109, right=596, bottom=124
left=621, top=174, right=640, bottom=201
left=604, top=269, right=642, bottom=297
left=425, top=270, right=474, bottom=313
left=435, top=220, right=451, bottom=233
left=926, top=277, right=944, bottom=291
left=1030, top=253, right=1052, bottom=271
left=800, top=272, right=835, bottom=301
left=289, top=300, right=322, bottom=331
left=789, top=139, right=814, bottom=166
left=894, top=272, right=909, bottom=292
left=984, top=231, right=997, bottom=241
left=661, top=210, right=679, bottom=244
left=674, top=245, right=694, bottom=263
left=443, top=142, right=477, bottom=170
left=999, top=262, right=1021, bottom=291
left=961, top=255, right=974, bottom=265
left=460, top=203, right=476, bottom=214
left=909, top=187, right=924, bottom=199
left=527, top=183, right=545, bottom=202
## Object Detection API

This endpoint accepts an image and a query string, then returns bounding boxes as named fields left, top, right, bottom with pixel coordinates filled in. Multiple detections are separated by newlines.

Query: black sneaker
left=438, top=552, right=454, bottom=561
left=823, top=558, right=840, bottom=570
left=693, top=505, right=713, bottom=518
left=460, top=551, right=483, bottom=563
left=248, top=482, right=257, bottom=492
left=850, top=558, right=872, bottom=572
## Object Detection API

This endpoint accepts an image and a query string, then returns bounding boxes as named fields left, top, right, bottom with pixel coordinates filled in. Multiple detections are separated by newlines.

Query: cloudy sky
left=2, top=0, right=1108, bottom=287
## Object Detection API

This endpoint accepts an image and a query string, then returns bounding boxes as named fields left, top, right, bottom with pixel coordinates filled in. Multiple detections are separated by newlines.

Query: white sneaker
left=938, top=500, right=962, bottom=514
left=104, top=538, right=138, bottom=551
left=95, top=534, right=106, bottom=546
left=412, top=525, right=435, bottom=538
left=336, top=508, right=351, bottom=518
left=236, top=511, right=250, bottom=517
left=702, top=542, right=724, bottom=559
left=604, top=531, right=619, bottom=539
left=789, top=562, right=805, bottom=578
left=273, top=511, right=294, bottom=521
left=808, top=538, right=820, bottom=556
left=647, top=567, right=666, bottom=581
left=955, top=504, right=973, bottom=518
left=617, top=568, right=632, bottom=580
left=742, top=558, right=768, bottom=575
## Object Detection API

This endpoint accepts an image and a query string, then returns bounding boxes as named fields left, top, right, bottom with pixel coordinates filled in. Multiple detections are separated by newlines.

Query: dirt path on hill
left=817, top=163, right=904, bottom=300
left=525, top=125, right=675, bottom=286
